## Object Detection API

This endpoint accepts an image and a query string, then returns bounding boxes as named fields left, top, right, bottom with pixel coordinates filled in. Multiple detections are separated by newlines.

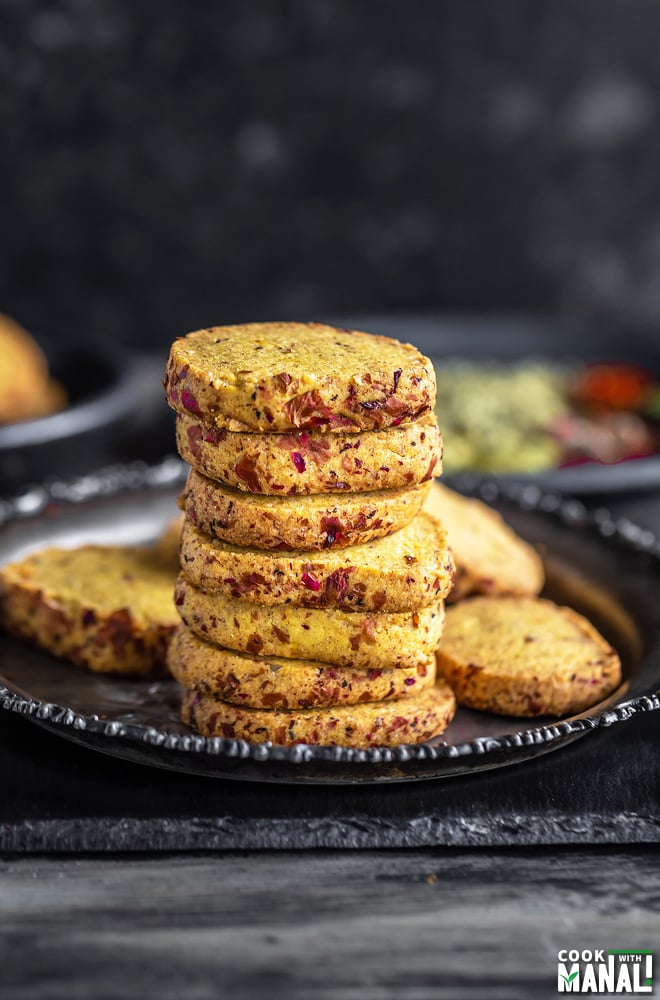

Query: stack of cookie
left=164, top=322, right=456, bottom=747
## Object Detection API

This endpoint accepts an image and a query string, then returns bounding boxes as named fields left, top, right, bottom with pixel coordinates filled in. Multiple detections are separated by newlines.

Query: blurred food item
left=434, top=361, right=564, bottom=472
left=423, top=482, right=544, bottom=602
left=433, top=359, right=660, bottom=473
left=0, top=313, right=66, bottom=425
left=0, top=544, right=179, bottom=675
left=151, top=514, right=184, bottom=568
left=549, top=411, right=653, bottom=465
left=570, top=362, right=655, bottom=411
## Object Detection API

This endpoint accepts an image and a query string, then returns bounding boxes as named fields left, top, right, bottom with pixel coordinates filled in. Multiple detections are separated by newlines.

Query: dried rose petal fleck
left=301, top=572, right=321, bottom=591
left=292, top=452, right=306, bottom=473
left=203, top=427, right=227, bottom=445
left=186, top=424, right=203, bottom=459
left=284, top=390, right=334, bottom=428
left=181, top=390, right=202, bottom=415
left=324, top=567, right=355, bottom=602
left=422, top=456, right=438, bottom=482
left=234, top=456, right=261, bottom=493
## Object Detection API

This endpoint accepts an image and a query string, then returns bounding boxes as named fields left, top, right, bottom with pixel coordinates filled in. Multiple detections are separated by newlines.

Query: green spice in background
left=433, top=361, right=566, bottom=473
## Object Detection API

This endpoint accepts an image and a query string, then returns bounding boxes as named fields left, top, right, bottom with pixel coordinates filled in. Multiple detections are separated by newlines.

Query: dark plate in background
left=336, top=313, right=660, bottom=493
left=0, top=346, right=164, bottom=492
left=0, top=460, right=658, bottom=785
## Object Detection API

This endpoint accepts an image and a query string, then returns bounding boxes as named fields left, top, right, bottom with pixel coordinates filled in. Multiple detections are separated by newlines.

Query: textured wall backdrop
left=1, top=0, right=659, bottom=348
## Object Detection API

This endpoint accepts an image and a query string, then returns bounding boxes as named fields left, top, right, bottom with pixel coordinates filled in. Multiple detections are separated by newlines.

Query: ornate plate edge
left=1, top=457, right=659, bottom=769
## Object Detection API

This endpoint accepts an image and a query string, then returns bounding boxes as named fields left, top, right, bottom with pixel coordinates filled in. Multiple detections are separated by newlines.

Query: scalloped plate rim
left=0, top=457, right=659, bottom=782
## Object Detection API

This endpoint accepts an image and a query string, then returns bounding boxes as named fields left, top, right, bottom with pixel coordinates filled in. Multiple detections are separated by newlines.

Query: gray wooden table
left=2, top=850, right=659, bottom=999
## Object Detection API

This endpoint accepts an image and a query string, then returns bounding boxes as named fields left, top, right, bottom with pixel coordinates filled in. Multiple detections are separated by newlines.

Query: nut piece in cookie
left=182, top=680, right=456, bottom=747
left=423, top=482, right=544, bottom=601
left=0, top=545, right=180, bottom=674
left=435, top=596, right=622, bottom=716
left=165, top=322, right=436, bottom=434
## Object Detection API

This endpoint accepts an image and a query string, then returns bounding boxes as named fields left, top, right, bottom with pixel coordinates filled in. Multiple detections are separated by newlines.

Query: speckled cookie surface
left=180, top=470, right=429, bottom=550
left=0, top=545, right=180, bottom=675
left=182, top=680, right=456, bottom=747
left=176, top=411, right=442, bottom=495
left=180, top=512, right=454, bottom=611
left=423, top=482, right=544, bottom=601
left=168, top=626, right=436, bottom=709
left=435, top=596, right=622, bottom=717
left=175, top=575, right=445, bottom=669
left=165, top=322, right=435, bottom=433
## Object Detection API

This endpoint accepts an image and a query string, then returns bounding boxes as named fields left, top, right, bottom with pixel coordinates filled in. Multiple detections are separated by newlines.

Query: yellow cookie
left=179, top=512, right=454, bottom=611
left=180, top=470, right=429, bottom=550
left=151, top=514, right=184, bottom=568
left=435, top=596, right=622, bottom=716
left=0, top=545, right=179, bottom=674
left=423, top=482, right=544, bottom=601
left=168, top=626, right=436, bottom=709
left=176, top=411, right=442, bottom=495
left=182, top=680, right=456, bottom=747
left=165, top=322, right=435, bottom=433
left=174, top=574, right=445, bottom=669
left=0, top=314, right=66, bottom=424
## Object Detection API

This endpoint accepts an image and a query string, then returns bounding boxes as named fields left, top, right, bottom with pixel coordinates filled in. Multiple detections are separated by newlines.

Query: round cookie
left=0, top=313, right=66, bottom=425
left=165, top=322, right=435, bottom=433
left=180, top=470, right=430, bottom=550
left=174, top=575, right=445, bottom=669
left=0, top=545, right=180, bottom=675
left=182, top=681, right=456, bottom=747
left=176, top=411, right=442, bottom=495
left=180, top=512, right=454, bottom=612
left=435, top=596, right=622, bottom=717
left=167, top=626, right=437, bottom=709
left=423, top=482, right=544, bottom=601
left=151, top=514, right=184, bottom=568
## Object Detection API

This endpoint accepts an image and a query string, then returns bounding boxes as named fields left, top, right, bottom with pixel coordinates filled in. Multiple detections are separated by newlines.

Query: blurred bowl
left=333, top=312, right=660, bottom=494
left=0, top=344, right=149, bottom=493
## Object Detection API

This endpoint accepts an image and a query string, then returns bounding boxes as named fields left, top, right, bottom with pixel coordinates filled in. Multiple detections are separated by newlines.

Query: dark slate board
left=1, top=701, right=659, bottom=852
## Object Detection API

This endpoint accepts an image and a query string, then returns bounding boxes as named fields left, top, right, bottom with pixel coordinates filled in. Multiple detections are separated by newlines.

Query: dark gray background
left=1, top=0, right=660, bottom=349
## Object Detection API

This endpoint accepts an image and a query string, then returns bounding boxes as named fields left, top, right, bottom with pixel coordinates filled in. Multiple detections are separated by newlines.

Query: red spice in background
left=571, top=363, right=655, bottom=412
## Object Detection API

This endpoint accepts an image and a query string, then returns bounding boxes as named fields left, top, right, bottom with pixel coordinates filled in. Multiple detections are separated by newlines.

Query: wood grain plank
left=1, top=851, right=658, bottom=1000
